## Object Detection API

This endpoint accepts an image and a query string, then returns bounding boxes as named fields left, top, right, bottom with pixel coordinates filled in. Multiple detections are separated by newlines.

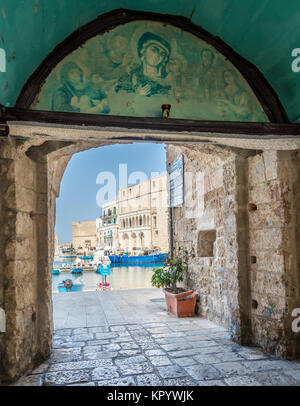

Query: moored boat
left=110, top=252, right=168, bottom=265
left=57, top=278, right=84, bottom=292
left=71, top=267, right=83, bottom=274
left=52, top=268, right=60, bottom=275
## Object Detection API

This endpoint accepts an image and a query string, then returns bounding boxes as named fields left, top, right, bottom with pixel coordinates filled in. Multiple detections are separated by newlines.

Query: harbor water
left=52, top=258, right=164, bottom=292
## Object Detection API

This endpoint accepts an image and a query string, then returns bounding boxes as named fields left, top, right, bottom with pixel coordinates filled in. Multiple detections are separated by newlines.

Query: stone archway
left=1, top=8, right=300, bottom=384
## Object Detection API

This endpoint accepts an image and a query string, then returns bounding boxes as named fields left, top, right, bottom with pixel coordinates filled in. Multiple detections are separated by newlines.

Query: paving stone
left=54, top=329, right=73, bottom=337
left=157, top=365, right=188, bottom=378
left=162, top=377, right=198, bottom=386
left=174, top=357, right=197, bottom=367
left=72, top=333, right=94, bottom=342
left=84, top=351, right=118, bottom=360
left=197, top=380, right=227, bottom=386
left=213, top=362, right=249, bottom=377
left=184, top=365, right=223, bottom=381
left=85, top=340, right=110, bottom=346
left=148, top=356, right=172, bottom=366
left=254, top=370, right=300, bottom=386
left=237, top=348, right=268, bottom=360
left=114, top=336, right=135, bottom=343
left=95, top=332, right=118, bottom=340
left=144, top=349, right=166, bottom=356
left=110, top=325, right=127, bottom=332
left=147, top=327, right=172, bottom=334
left=193, top=354, right=221, bottom=364
left=242, top=360, right=282, bottom=373
left=102, top=343, right=121, bottom=352
left=189, top=339, right=221, bottom=348
left=225, top=376, right=262, bottom=386
left=168, top=346, right=224, bottom=358
left=68, top=382, right=96, bottom=386
left=280, top=369, right=300, bottom=383
left=48, top=359, right=113, bottom=372
left=215, top=352, right=245, bottom=362
left=127, top=325, right=141, bottom=330
left=120, top=342, right=139, bottom=350
left=115, top=355, right=147, bottom=366
left=136, top=374, right=163, bottom=386
left=118, top=350, right=142, bottom=356
left=97, top=377, right=136, bottom=386
left=53, top=340, right=85, bottom=349
left=44, top=370, right=90, bottom=385
left=83, top=345, right=102, bottom=353
left=92, top=366, right=119, bottom=381
left=50, top=348, right=83, bottom=363
left=88, top=326, right=110, bottom=333
left=161, top=343, right=193, bottom=352
left=119, top=363, right=154, bottom=376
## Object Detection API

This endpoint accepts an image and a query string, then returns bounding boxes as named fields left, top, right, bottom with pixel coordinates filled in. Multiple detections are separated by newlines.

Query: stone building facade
left=96, top=200, right=118, bottom=250
left=72, top=220, right=97, bottom=250
left=117, top=175, right=169, bottom=252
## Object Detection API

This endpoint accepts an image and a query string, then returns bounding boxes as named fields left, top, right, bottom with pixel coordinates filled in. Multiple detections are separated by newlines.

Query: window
left=197, top=230, right=216, bottom=257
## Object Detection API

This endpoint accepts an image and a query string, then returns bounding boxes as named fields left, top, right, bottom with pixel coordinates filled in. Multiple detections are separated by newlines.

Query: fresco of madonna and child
left=33, top=20, right=268, bottom=122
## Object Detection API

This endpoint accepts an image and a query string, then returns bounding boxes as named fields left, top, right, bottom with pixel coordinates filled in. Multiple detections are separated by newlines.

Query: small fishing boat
left=52, top=268, right=60, bottom=275
left=71, top=267, right=83, bottom=274
left=58, top=278, right=84, bottom=292
left=79, top=255, right=93, bottom=260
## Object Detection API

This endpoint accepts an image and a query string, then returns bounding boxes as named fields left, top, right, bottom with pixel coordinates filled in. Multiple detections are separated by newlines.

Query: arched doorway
left=1, top=8, right=298, bottom=384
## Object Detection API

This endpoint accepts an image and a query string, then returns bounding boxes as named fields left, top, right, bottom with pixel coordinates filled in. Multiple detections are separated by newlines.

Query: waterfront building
left=72, top=221, right=97, bottom=252
left=96, top=200, right=119, bottom=250
left=97, top=175, right=169, bottom=253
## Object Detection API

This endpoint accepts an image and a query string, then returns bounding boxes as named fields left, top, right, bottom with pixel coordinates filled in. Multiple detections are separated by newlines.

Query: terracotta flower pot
left=163, top=288, right=197, bottom=317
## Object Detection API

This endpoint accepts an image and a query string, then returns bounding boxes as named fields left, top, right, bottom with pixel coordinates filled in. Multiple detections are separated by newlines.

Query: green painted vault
left=0, top=0, right=299, bottom=122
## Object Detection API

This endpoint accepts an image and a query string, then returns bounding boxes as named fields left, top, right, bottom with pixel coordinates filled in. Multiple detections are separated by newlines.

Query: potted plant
left=151, top=247, right=197, bottom=317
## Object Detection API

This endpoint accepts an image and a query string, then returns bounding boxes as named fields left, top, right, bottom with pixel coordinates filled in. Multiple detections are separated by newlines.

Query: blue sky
left=55, top=143, right=167, bottom=243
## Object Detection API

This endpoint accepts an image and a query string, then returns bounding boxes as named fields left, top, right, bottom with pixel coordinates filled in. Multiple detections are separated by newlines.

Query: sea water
left=52, top=259, right=164, bottom=292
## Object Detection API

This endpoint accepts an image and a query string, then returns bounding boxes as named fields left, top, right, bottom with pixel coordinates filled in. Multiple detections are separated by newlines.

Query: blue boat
left=109, top=255, right=121, bottom=263
left=109, top=252, right=168, bottom=265
left=57, top=279, right=84, bottom=292
left=79, top=255, right=93, bottom=260
left=71, top=267, right=83, bottom=274
left=52, top=268, right=60, bottom=275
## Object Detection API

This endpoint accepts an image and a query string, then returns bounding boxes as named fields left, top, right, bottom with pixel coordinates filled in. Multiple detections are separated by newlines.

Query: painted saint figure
left=217, top=69, right=254, bottom=121
left=196, top=48, right=218, bottom=100
left=52, top=62, right=110, bottom=114
left=115, top=32, right=171, bottom=97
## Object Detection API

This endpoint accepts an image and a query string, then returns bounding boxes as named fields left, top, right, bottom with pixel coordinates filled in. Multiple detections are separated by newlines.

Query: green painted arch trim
left=16, top=9, right=288, bottom=123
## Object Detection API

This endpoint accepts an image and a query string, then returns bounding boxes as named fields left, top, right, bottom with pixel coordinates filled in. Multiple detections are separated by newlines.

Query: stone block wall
left=167, top=145, right=300, bottom=358
left=0, top=139, right=52, bottom=382
left=248, top=150, right=300, bottom=358
left=166, top=145, right=251, bottom=341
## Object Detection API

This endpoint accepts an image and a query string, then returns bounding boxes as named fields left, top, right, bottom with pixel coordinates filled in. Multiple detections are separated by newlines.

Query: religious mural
left=33, top=21, right=268, bottom=122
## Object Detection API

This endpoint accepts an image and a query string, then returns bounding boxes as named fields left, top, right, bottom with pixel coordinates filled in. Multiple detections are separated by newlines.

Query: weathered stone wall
left=167, top=145, right=300, bottom=358
left=248, top=150, right=300, bottom=358
left=0, top=139, right=52, bottom=382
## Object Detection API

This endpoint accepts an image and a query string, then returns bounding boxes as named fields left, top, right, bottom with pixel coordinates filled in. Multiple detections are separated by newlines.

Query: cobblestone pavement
left=12, top=290, right=300, bottom=386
